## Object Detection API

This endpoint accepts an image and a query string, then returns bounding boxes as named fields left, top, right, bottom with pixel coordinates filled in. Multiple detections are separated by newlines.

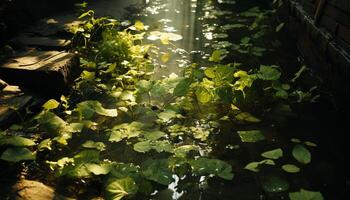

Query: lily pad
left=292, top=144, right=311, bottom=164
left=238, top=130, right=265, bottom=143
left=282, top=164, right=300, bottom=173
left=289, top=189, right=324, bottom=200
left=105, top=177, right=138, bottom=200
left=261, top=148, right=283, bottom=160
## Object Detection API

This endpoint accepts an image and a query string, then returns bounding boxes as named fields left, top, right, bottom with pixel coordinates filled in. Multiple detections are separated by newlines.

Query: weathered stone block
left=0, top=50, right=80, bottom=96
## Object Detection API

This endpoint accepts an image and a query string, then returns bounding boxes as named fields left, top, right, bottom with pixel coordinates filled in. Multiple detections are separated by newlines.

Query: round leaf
left=292, top=144, right=311, bottom=164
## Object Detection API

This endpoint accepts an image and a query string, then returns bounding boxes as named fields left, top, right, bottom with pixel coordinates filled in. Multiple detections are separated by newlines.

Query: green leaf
left=74, top=150, right=100, bottom=164
left=133, top=141, right=152, bottom=153
left=0, top=136, right=35, bottom=147
left=235, top=112, right=261, bottom=123
left=36, top=111, right=67, bottom=134
left=238, top=130, right=265, bottom=143
left=174, top=145, right=200, bottom=158
left=105, top=177, right=138, bottom=200
left=261, top=148, right=283, bottom=160
left=142, top=159, right=173, bottom=185
left=262, top=176, right=289, bottom=193
left=189, top=158, right=234, bottom=180
left=257, top=65, right=281, bottom=81
left=282, top=164, right=300, bottom=173
left=289, top=189, right=324, bottom=200
left=38, top=139, right=52, bottom=151
left=275, top=22, right=285, bottom=32
left=0, top=147, right=35, bottom=162
left=153, top=141, right=173, bottom=153
left=292, top=144, right=311, bottom=164
left=195, top=87, right=213, bottom=103
left=144, top=131, right=166, bottom=141
left=173, top=78, right=191, bottom=97
left=82, top=140, right=106, bottom=151
left=244, top=159, right=275, bottom=172
left=134, top=20, right=145, bottom=31
left=157, top=109, right=178, bottom=122
left=42, top=99, right=60, bottom=110
left=209, top=50, right=223, bottom=62
left=76, top=100, right=118, bottom=119
left=86, top=163, right=112, bottom=175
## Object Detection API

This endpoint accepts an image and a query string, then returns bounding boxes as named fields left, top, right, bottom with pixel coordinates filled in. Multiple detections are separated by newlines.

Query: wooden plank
left=319, top=14, right=339, bottom=34
left=323, top=4, right=350, bottom=28
left=328, top=0, right=350, bottom=14
left=338, top=24, right=350, bottom=44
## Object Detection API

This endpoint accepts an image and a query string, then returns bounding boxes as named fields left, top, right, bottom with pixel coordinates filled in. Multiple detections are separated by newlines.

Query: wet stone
left=11, top=34, right=71, bottom=50
left=0, top=50, right=80, bottom=96
left=12, top=179, right=74, bottom=200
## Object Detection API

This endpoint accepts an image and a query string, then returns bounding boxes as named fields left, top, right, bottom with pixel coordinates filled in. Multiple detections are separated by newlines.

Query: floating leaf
left=142, top=159, right=173, bottom=185
left=38, top=139, right=52, bottom=151
left=257, top=65, right=281, bottom=81
left=161, top=53, right=170, bottom=63
left=289, top=189, right=324, bottom=200
left=235, top=112, right=261, bottom=123
left=190, top=158, right=234, bottom=180
left=244, top=159, right=275, bottom=172
left=86, top=163, right=112, bottom=175
left=238, top=130, right=265, bottom=143
left=82, top=140, right=106, bottom=151
left=42, top=99, right=60, bottom=110
left=76, top=100, right=118, bottom=119
left=262, top=175, right=289, bottom=193
left=144, top=131, right=166, bottom=141
left=0, top=136, right=35, bottom=147
left=133, top=141, right=152, bottom=153
left=261, top=148, right=283, bottom=160
left=209, top=50, right=223, bottom=62
left=134, top=20, right=145, bottom=31
left=105, top=177, right=138, bottom=200
left=157, top=109, right=178, bottom=122
left=174, top=145, right=200, bottom=158
left=304, top=141, right=317, bottom=147
left=292, top=144, right=311, bottom=164
left=0, top=147, right=35, bottom=162
left=282, top=164, right=300, bottom=173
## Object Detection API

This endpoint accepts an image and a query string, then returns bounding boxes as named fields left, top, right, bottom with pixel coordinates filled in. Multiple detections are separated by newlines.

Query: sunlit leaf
left=144, top=131, right=166, bottom=141
left=0, top=136, right=35, bottom=147
left=86, top=163, right=112, bottom=175
left=134, top=20, right=145, bottom=31
left=133, top=141, right=152, bottom=153
left=292, top=144, right=311, bottom=164
left=105, top=177, right=138, bottom=200
left=42, top=99, right=60, bottom=110
left=235, top=112, right=261, bottom=123
left=282, top=164, right=300, bottom=173
left=238, top=130, right=265, bottom=143
left=82, top=140, right=106, bottom=151
left=289, top=189, right=324, bottom=200
left=244, top=159, right=275, bottom=172
left=209, top=50, right=223, bottom=62
left=76, top=100, right=118, bottom=119
left=161, top=53, right=170, bottom=63
left=195, top=87, right=213, bottom=103
left=38, top=139, right=52, bottom=151
left=0, top=147, right=35, bottom=162
left=174, top=145, right=200, bottom=158
left=261, top=148, right=283, bottom=160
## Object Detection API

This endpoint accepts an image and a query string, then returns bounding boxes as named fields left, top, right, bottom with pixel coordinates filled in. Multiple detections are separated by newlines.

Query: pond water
left=0, top=0, right=348, bottom=199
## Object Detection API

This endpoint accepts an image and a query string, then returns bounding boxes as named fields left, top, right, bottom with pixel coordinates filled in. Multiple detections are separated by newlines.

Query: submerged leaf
left=262, top=175, right=289, bottom=193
